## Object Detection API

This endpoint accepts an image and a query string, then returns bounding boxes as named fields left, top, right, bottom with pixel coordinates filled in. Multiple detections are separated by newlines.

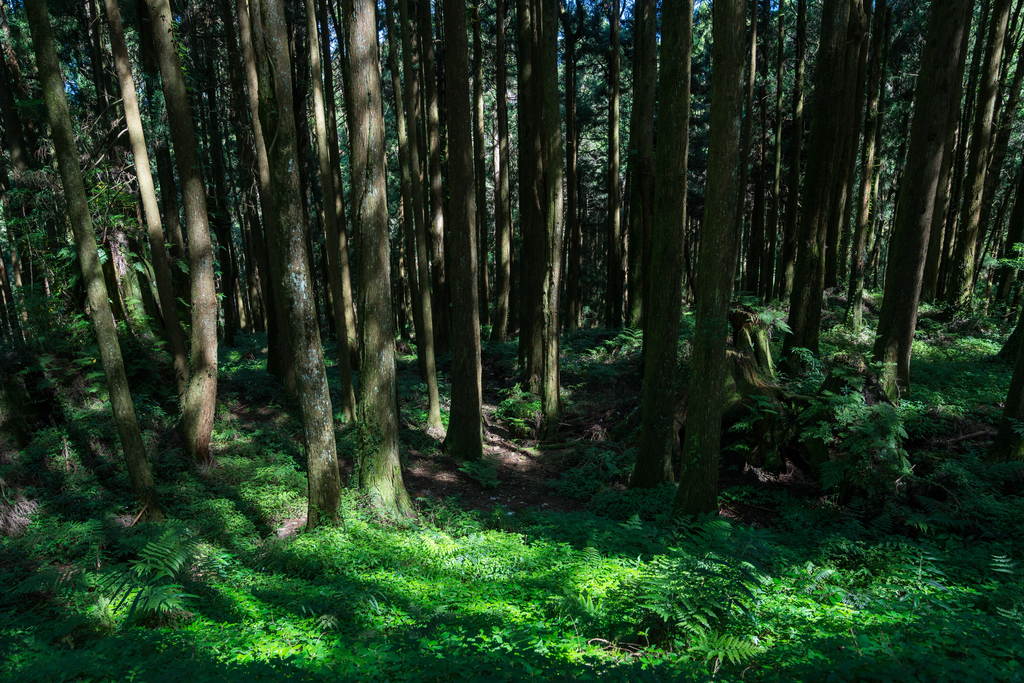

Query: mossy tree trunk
left=27, top=0, right=162, bottom=522
left=254, top=0, right=341, bottom=529
left=342, top=0, right=413, bottom=517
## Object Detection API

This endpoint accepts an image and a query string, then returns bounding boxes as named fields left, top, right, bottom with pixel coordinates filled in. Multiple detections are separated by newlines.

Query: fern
left=640, top=514, right=771, bottom=639
left=99, top=524, right=201, bottom=625
left=691, top=631, right=761, bottom=669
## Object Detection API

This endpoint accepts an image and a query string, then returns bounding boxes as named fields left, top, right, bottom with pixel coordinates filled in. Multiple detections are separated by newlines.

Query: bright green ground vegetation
left=2, top=295, right=1024, bottom=682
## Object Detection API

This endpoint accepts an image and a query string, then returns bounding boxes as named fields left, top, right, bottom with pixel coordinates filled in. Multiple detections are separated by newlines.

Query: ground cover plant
left=3, top=293, right=1024, bottom=682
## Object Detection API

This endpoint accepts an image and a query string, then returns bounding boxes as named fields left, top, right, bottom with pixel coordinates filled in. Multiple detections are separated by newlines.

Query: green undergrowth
left=3, top=311, right=1024, bottom=681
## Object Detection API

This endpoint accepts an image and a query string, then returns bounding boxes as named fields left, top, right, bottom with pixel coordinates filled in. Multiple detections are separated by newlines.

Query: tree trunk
left=604, top=0, right=623, bottom=328
left=147, top=0, right=219, bottom=464
left=418, top=0, right=449, bottom=357
left=674, top=0, right=745, bottom=517
left=538, top=0, right=564, bottom=439
left=305, top=0, right=356, bottom=423
left=764, top=0, right=784, bottom=302
left=781, top=0, right=851, bottom=368
left=398, top=0, right=443, bottom=429
left=443, top=0, right=483, bottom=460
left=778, top=0, right=805, bottom=301
left=845, top=0, right=890, bottom=331
left=342, top=0, right=413, bottom=517
left=872, top=0, right=972, bottom=400
left=563, top=4, right=582, bottom=331
left=27, top=0, right=162, bottom=521
left=625, top=0, right=656, bottom=329
left=739, top=0, right=759, bottom=295
left=517, top=0, right=544, bottom=391
left=472, top=2, right=489, bottom=328
left=489, top=0, right=512, bottom=342
left=252, top=0, right=341, bottom=528
left=948, top=0, right=1013, bottom=309
left=632, top=0, right=692, bottom=489
left=101, top=0, right=189, bottom=399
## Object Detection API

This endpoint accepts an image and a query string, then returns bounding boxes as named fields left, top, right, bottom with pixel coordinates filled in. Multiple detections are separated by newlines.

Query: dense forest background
left=2, top=0, right=1024, bottom=680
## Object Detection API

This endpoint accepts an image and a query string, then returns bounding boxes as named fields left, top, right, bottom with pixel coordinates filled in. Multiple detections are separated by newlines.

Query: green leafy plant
left=457, top=458, right=500, bottom=489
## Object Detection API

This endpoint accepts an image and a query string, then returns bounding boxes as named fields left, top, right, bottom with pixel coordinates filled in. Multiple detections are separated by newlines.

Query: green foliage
left=494, top=383, right=541, bottom=437
left=641, top=515, right=771, bottom=642
left=546, top=447, right=630, bottom=500
left=457, top=458, right=500, bottom=489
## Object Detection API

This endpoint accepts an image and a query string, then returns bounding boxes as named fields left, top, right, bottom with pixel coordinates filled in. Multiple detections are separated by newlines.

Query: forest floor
left=2, top=293, right=1024, bottom=681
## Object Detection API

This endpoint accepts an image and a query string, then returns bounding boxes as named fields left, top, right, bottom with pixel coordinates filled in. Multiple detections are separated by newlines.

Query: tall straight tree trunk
left=749, top=0, right=770, bottom=297
left=308, top=0, right=356, bottom=422
left=949, top=0, right=1013, bottom=308
left=101, top=0, right=188, bottom=399
left=239, top=0, right=297, bottom=394
left=319, top=0, right=358, bottom=364
left=872, top=0, right=972, bottom=400
left=385, top=0, right=422, bottom=356
left=443, top=0, right=483, bottom=460
left=674, top=0, right=745, bottom=516
left=342, top=0, right=413, bottom=517
left=845, top=0, right=889, bottom=331
left=604, top=0, right=623, bottom=328
left=221, top=0, right=266, bottom=333
left=632, top=0, right=692, bottom=488
left=254, top=0, right=341, bottom=528
left=203, top=41, right=238, bottom=349
left=763, top=0, right=784, bottom=302
left=625, top=0, right=656, bottom=329
left=490, top=0, right=512, bottom=342
left=824, top=4, right=868, bottom=292
left=835, top=2, right=871, bottom=286
left=147, top=0, right=219, bottom=464
left=418, top=0, right=449, bottom=356
left=563, top=4, right=582, bottom=331
left=398, top=0, right=443, bottom=429
left=737, top=0, right=758, bottom=292
left=517, top=0, right=544, bottom=390
left=781, top=0, right=851, bottom=367
left=472, top=2, right=489, bottom=327
left=538, top=0, right=564, bottom=438
left=27, top=0, right=162, bottom=521
left=778, top=0, right=805, bottom=300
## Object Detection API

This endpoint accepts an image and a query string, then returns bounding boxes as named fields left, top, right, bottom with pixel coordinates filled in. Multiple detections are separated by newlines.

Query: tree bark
left=872, top=0, right=972, bottom=400
left=27, top=0, right=162, bottom=521
left=739, top=0, right=759, bottom=295
left=443, top=0, right=483, bottom=460
left=147, top=0, right=219, bottom=464
left=398, top=0, right=443, bottom=429
left=763, top=0, right=784, bottom=302
left=604, top=0, right=623, bottom=328
left=845, top=0, right=890, bottom=331
left=489, top=0, right=512, bottom=342
left=418, top=0, right=449, bottom=357
left=472, top=2, right=489, bottom=328
left=308, top=0, right=357, bottom=423
left=253, top=0, right=341, bottom=528
left=674, top=0, right=745, bottom=517
left=781, top=0, right=851, bottom=368
left=778, top=0, right=805, bottom=301
left=632, top=0, right=692, bottom=488
left=342, top=0, right=413, bottom=517
left=101, top=0, right=189, bottom=399
left=563, top=3, right=582, bottom=331
left=948, top=0, right=1013, bottom=309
